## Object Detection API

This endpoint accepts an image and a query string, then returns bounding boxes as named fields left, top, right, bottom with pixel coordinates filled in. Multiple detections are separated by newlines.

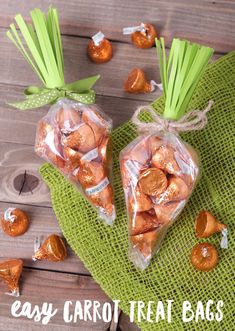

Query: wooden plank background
left=0, top=0, right=234, bottom=330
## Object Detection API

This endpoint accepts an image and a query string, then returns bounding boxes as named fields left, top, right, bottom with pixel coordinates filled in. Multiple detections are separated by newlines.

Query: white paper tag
left=150, top=80, right=163, bottom=92
left=123, top=23, right=146, bottom=35
left=4, top=208, right=16, bottom=223
left=92, top=31, right=105, bottom=46
left=125, top=160, right=140, bottom=186
left=5, top=289, right=20, bottom=297
left=221, top=228, right=228, bottom=249
left=86, top=177, right=109, bottom=196
left=80, top=148, right=99, bottom=162
left=33, top=236, right=41, bottom=261
left=34, top=236, right=41, bottom=254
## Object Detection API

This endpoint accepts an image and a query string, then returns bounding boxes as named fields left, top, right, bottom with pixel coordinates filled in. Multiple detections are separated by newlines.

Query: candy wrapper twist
left=120, top=38, right=214, bottom=270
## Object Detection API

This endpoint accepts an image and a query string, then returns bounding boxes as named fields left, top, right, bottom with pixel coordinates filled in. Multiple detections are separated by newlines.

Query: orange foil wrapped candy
left=1, top=208, right=29, bottom=237
left=0, top=259, right=23, bottom=296
left=123, top=23, right=157, bottom=49
left=195, top=210, right=228, bottom=249
left=35, top=99, right=116, bottom=224
left=124, top=68, right=153, bottom=94
left=120, top=132, right=199, bottom=270
left=33, top=234, right=67, bottom=262
left=191, top=243, right=219, bottom=272
left=87, top=32, right=113, bottom=64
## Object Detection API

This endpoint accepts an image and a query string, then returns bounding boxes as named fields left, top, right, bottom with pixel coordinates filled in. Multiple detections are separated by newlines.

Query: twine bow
left=132, top=100, right=214, bottom=134
left=7, top=75, right=100, bottom=110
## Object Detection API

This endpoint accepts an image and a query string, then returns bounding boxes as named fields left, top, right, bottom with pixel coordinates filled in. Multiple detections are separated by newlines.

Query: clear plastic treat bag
left=120, top=38, right=214, bottom=269
left=35, top=99, right=116, bottom=224
left=6, top=7, right=116, bottom=224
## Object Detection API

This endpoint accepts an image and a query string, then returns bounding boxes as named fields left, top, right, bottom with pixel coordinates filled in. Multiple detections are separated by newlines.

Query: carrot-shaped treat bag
left=6, top=7, right=116, bottom=225
left=120, top=38, right=214, bottom=269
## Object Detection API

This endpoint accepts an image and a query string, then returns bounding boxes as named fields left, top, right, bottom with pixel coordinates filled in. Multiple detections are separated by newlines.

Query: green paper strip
left=6, top=7, right=100, bottom=110
left=155, top=38, right=214, bottom=120
left=6, top=7, right=65, bottom=88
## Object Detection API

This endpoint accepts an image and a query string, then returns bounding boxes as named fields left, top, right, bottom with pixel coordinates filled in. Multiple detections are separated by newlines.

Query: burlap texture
left=40, top=51, right=235, bottom=330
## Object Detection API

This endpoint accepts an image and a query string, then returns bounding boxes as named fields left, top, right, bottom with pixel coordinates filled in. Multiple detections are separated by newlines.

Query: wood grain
left=119, top=313, right=141, bottom=331
left=0, top=0, right=234, bottom=53
left=0, top=143, right=51, bottom=207
left=0, top=28, right=222, bottom=103
left=0, top=1, right=232, bottom=330
left=0, top=202, right=90, bottom=275
left=0, top=29, right=162, bottom=103
left=0, top=267, right=112, bottom=330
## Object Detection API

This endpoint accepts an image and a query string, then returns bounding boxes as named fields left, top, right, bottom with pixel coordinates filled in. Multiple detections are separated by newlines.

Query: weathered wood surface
left=0, top=268, right=112, bottom=330
left=0, top=0, right=235, bottom=53
left=0, top=30, right=220, bottom=104
left=119, top=313, right=141, bottom=331
left=0, top=0, right=233, bottom=330
left=0, top=143, right=50, bottom=207
left=0, top=29, right=161, bottom=102
left=0, top=202, right=89, bottom=275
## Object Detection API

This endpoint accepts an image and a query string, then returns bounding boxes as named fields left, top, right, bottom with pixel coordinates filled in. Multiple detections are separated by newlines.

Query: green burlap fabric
left=40, top=51, right=235, bottom=330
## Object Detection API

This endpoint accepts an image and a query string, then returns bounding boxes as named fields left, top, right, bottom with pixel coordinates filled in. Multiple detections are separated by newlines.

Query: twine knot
left=132, top=100, right=214, bottom=134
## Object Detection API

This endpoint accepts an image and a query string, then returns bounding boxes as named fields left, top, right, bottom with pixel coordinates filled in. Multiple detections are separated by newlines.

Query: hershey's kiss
left=153, top=202, right=183, bottom=225
left=87, top=184, right=114, bottom=216
left=190, top=242, right=219, bottom=272
left=195, top=210, right=227, bottom=238
left=129, top=187, right=153, bottom=213
left=138, top=168, right=168, bottom=196
left=0, top=259, right=23, bottom=296
left=131, top=212, right=160, bottom=236
left=158, top=176, right=189, bottom=204
left=151, top=145, right=180, bottom=175
left=131, top=23, right=157, bottom=49
left=56, top=107, right=81, bottom=133
left=1, top=208, right=29, bottom=237
left=124, top=68, right=152, bottom=93
left=76, top=161, right=107, bottom=187
left=131, top=229, right=158, bottom=258
left=87, top=32, right=113, bottom=64
left=32, top=234, right=67, bottom=262
left=63, top=124, right=96, bottom=153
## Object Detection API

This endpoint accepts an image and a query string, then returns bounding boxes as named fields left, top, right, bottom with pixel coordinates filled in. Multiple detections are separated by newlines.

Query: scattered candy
left=35, top=99, right=116, bottom=224
left=191, top=243, right=219, bottom=272
left=195, top=210, right=228, bottom=249
left=32, top=234, right=67, bottom=262
left=1, top=208, right=29, bottom=237
left=87, top=31, right=113, bottom=63
left=124, top=68, right=158, bottom=93
left=195, top=210, right=227, bottom=238
left=120, top=133, right=199, bottom=270
left=0, top=259, right=23, bottom=296
left=123, top=23, right=157, bottom=48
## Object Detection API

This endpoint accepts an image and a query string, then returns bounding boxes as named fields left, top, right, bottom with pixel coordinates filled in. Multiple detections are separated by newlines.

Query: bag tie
left=7, top=75, right=100, bottom=110
left=132, top=100, right=214, bottom=134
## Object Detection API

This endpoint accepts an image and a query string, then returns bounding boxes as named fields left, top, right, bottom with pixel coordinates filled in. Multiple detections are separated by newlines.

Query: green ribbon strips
left=6, top=6, right=100, bottom=110
left=156, top=38, right=214, bottom=120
